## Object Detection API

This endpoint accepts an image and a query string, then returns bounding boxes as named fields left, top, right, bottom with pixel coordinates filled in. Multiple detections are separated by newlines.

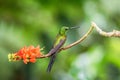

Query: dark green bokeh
left=0, top=0, right=120, bottom=80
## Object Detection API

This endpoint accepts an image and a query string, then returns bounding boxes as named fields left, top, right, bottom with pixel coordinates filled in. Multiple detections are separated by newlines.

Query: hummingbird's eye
left=65, top=28, right=69, bottom=30
left=65, top=28, right=68, bottom=30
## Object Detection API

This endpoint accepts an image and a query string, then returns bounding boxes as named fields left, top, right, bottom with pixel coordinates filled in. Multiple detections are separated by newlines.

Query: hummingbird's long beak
left=70, top=26, right=80, bottom=30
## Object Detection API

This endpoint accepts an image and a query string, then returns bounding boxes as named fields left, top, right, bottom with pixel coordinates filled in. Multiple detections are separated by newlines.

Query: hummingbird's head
left=59, top=26, right=80, bottom=35
left=59, top=26, right=69, bottom=35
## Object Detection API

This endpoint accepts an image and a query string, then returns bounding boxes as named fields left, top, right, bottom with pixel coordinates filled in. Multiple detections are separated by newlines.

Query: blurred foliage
left=0, top=0, right=120, bottom=80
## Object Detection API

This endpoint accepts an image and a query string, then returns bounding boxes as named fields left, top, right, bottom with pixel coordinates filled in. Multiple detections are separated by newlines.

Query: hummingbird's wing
left=47, top=39, right=66, bottom=72
left=47, top=39, right=66, bottom=56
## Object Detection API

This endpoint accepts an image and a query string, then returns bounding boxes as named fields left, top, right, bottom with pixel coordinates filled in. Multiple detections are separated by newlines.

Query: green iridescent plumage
left=47, top=27, right=69, bottom=72
left=47, top=26, right=79, bottom=72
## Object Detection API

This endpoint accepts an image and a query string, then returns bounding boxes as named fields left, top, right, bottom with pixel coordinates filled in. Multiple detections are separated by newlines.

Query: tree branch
left=92, top=22, right=120, bottom=37
left=39, top=21, right=120, bottom=58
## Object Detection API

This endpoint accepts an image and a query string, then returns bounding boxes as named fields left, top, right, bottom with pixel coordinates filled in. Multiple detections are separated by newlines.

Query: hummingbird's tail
left=47, top=54, right=56, bottom=72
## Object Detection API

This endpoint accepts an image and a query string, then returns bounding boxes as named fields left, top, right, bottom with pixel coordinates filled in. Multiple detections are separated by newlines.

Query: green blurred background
left=0, top=0, right=120, bottom=80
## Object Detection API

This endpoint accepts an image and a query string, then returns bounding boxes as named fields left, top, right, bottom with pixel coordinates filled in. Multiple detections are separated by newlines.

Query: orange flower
left=8, top=45, right=43, bottom=64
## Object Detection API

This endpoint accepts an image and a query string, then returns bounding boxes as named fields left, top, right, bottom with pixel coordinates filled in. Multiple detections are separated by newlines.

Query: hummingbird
left=47, top=26, right=79, bottom=72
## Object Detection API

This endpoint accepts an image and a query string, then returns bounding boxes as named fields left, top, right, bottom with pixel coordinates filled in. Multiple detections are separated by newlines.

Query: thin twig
left=92, top=22, right=120, bottom=37
left=60, top=23, right=94, bottom=50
